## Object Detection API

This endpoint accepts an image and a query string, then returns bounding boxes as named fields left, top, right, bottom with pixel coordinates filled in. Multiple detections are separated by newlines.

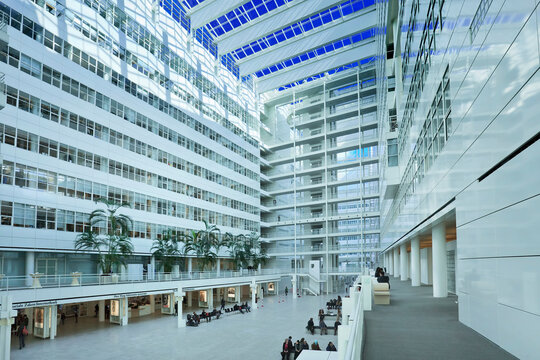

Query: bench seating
left=373, top=282, right=390, bottom=305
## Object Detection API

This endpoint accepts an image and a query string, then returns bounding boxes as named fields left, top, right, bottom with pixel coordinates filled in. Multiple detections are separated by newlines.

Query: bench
left=373, top=282, right=390, bottom=305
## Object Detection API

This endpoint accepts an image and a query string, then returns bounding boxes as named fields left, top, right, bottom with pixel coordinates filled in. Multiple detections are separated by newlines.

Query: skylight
left=182, top=0, right=206, bottom=10
left=231, top=0, right=375, bottom=60
left=277, top=56, right=375, bottom=91
left=255, top=28, right=376, bottom=78
left=205, top=0, right=294, bottom=37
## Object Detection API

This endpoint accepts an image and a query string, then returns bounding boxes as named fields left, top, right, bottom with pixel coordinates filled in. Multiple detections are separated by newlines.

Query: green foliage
left=74, top=199, right=133, bottom=274
left=151, top=229, right=181, bottom=273
left=224, top=231, right=268, bottom=270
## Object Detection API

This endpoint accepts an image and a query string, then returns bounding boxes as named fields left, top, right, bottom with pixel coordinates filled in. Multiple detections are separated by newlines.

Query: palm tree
left=194, top=220, right=221, bottom=272
left=151, top=229, right=180, bottom=273
left=74, top=199, right=134, bottom=274
left=178, top=229, right=197, bottom=271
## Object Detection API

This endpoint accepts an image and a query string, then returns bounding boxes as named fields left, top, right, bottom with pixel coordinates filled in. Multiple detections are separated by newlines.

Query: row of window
left=0, top=201, right=256, bottom=237
left=23, top=0, right=259, bottom=142
left=4, top=85, right=259, bottom=200
left=1, top=45, right=258, bottom=184
left=388, top=68, right=452, bottom=228
left=1, top=160, right=259, bottom=221
left=0, top=2, right=258, bottom=157
left=399, top=0, right=444, bottom=157
left=0, top=125, right=259, bottom=220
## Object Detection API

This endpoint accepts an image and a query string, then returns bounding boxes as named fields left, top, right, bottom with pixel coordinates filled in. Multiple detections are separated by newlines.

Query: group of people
left=186, top=301, right=251, bottom=327
left=326, top=295, right=342, bottom=310
left=281, top=336, right=337, bottom=359
left=307, top=309, right=341, bottom=335
left=375, top=267, right=390, bottom=288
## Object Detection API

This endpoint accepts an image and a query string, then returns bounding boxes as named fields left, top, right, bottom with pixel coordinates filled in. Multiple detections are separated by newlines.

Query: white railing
left=338, top=273, right=372, bottom=360
left=0, top=268, right=286, bottom=292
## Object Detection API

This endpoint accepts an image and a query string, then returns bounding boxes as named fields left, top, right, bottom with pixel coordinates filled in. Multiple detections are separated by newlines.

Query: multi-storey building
left=0, top=0, right=260, bottom=278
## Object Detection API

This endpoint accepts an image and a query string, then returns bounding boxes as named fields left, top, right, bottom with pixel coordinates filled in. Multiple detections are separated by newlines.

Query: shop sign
left=13, top=300, right=57, bottom=309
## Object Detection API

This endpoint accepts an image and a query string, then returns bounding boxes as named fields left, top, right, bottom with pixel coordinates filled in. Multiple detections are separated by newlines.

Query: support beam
left=257, top=42, right=376, bottom=93
left=176, top=288, right=186, bottom=328
left=411, top=237, right=421, bottom=286
left=291, top=275, right=297, bottom=299
left=218, top=0, right=342, bottom=55
left=400, top=243, right=408, bottom=281
left=251, top=280, right=257, bottom=310
left=49, top=305, right=57, bottom=340
left=25, top=252, right=34, bottom=287
left=432, top=222, right=448, bottom=297
left=238, top=10, right=376, bottom=76
left=0, top=296, right=16, bottom=360
left=189, top=0, right=247, bottom=30
left=98, top=300, right=105, bottom=321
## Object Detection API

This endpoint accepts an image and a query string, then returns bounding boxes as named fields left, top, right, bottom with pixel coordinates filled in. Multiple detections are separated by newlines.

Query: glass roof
left=255, top=28, right=376, bottom=78
left=231, top=0, right=375, bottom=60
left=182, top=0, right=206, bottom=10
left=205, top=0, right=294, bottom=37
left=278, top=56, right=375, bottom=91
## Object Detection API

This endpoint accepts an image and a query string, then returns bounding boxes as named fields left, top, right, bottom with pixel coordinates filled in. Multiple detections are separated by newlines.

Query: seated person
left=307, top=317, right=315, bottom=335
left=186, top=314, right=198, bottom=327
left=334, top=320, right=341, bottom=335
left=326, top=342, right=337, bottom=351
left=243, top=302, right=251, bottom=312
left=233, top=304, right=239, bottom=311
left=192, top=312, right=200, bottom=325
left=311, top=341, right=321, bottom=350
left=377, top=272, right=390, bottom=289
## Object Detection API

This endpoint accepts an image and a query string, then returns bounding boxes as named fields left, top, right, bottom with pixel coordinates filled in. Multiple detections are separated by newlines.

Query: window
left=1, top=201, right=13, bottom=225
left=37, top=206, right=55, bottom=229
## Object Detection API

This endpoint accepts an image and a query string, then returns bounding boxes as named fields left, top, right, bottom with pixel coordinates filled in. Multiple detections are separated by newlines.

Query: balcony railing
left=0, top=269, right=288, bottom=292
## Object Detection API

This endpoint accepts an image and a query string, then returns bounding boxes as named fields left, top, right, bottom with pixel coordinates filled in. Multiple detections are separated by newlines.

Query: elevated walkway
left=363, top=280, right=517, bottom=360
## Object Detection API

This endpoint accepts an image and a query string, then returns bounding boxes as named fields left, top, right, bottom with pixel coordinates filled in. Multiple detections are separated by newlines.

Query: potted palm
left=151, top=229, right=180, bottom=280
left=75, top=199, right=133, bottom=283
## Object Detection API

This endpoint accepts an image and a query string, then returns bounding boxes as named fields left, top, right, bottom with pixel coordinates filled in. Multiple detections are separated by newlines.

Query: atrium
left=0, top=0, right=538, bottom=359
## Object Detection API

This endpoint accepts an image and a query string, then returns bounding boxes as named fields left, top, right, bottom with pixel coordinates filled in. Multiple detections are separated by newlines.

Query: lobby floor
left=11, top=292, right=340, bottom=360
left=363, top=279, right=517, bottom=360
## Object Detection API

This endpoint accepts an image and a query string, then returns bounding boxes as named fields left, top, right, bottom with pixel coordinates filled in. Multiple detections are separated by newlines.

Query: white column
left=208, top=289, right=214, bottom=309
left=400, top=243, right=408, bottom=281
left=432, top=222, right=448, bottom=298
left=411, top=237, right=421, bottom=286
left=176, top=288, right=185, bottom=328
left=251, top=280, right=257, bottom=310
left=25, top=251, right=35, bottom=286
left=188, top=258, right=193, bottom=278
left=216, top=259, right=220, bottom=276
left=98, top=300, right=105, bottom=321
left=235, top=287, right=241, bottom=303
left=393, top=248, right=400, bottom=278
left=149, top=296, right=155, bottom=313
left=148, top=256, right=155, bottom=280
left=49, top=305, right=57, bottom=339
left=187, top=291, right=193, bottom=307
left=120, top=297, right=128, bottom=326
left=0, top=296, right=15, bottom=360
left=292, top=276, right=297, bottom=299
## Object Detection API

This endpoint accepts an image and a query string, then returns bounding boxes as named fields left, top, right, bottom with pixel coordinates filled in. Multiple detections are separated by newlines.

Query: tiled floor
left=11, top=293, right=341, bottom=360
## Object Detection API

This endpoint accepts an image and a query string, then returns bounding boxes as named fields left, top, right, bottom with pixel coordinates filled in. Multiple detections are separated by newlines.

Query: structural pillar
left=400, top=243, right=408, bottom=281
left=25, top=251, right=35, bottom=287
left=291, top=275, right=297, bottom=299
left=98, top=300, right=105, bottom=321
left=175, top=288, right=185, bottom=328
left=149, top=256, right=155, bottom=280
left=49, top=305, right=57, bottom=339
left=0, top=296, right=15, bottom=360
left=120, top=297, right=128, bottom=326
left=216, top=258, right=221, bottom=276
left=393, top=248, right=400, bottom=278
left=187, top=291, right=193, bottom=307
left=208, top=289, right=214, bottom=310
left=251, top=280, right=257, bottom=310
left=411, top=237, right=421, bottom=286
left=188, top=258, right=193, bottom=278
left=432, top=222, right=448, bottom=297
left=235, top=287, right=241, bottom=303
left=149, top=295, right=155, bottom=313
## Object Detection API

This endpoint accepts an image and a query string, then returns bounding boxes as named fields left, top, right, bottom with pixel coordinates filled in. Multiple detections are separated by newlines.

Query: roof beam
left=217, top=0, right=341, bottom=55
left=256, top=41, right=376, bottom=93
left=189, top=0, right=249, bottom=29
left=238, top=9, right=376, bottom=76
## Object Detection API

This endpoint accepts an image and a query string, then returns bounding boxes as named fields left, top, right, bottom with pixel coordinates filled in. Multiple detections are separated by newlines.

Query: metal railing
left=0, top=269, right=287, bottom=292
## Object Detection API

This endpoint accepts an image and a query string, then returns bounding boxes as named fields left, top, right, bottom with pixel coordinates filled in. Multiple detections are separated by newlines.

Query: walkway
left=10, top=293, right=342, bottom=360
left=363, top=280, right=517, bottom=360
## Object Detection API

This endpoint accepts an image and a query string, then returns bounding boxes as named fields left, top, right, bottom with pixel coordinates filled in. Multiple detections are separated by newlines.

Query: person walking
left=74, top=307, right=79, bottom=323
left=16, top=323, right=26, bottom=349
left=307, top=318, right=315, bottom=335
left=174, top=301, right=178, bottom=316
left=285, top=287, right=288, bottom=296
left=220, top=298, right=225, bottom=310
left=287, top=336, right=294, bottom=359
left=94, top=303, right=99, bottom=317
left=281, top=338, right=289, bottom=360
